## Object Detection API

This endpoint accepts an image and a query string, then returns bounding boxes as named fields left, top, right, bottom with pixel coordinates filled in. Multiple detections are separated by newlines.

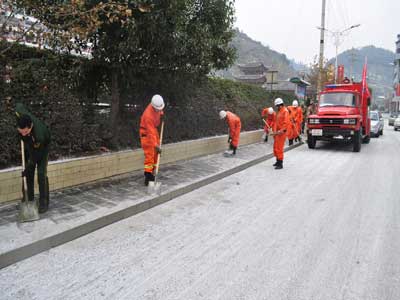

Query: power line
left=327, top=0, right=340, bottom=31
left=327, top=0, right=349, bottom=33
left=341, top=0, right=351, bottom=29
left=336, top=0, right=349, bottom=30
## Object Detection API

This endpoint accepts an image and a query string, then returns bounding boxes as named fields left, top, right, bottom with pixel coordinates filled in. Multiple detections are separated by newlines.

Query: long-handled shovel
left=263, top=119, right=283, bottom=137
left=261, top=119, right=270, bottom=142
left=262, top=119, right=276, bottom=136
left=262, top=119, right=271, bottom=131
left=148, top=120, right=164, bottom=194
left=18, top=140, right=40, bottom=222
left=223, top=128, right=233, bottom=157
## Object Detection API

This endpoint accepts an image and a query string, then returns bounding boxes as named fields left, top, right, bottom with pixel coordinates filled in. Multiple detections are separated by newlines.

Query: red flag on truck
left=361, top=58, right=369, bottom=99
left=337, top=65, right=344, bottom=83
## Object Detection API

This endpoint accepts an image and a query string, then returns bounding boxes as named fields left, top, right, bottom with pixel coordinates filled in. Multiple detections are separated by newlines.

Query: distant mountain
left=290, top=60, right=309, bottom=73
left=328, top=46, right=395, bottom=96
left=216, top=31, right=395, bottom=99
left=216, top=30, right=296, bottom=80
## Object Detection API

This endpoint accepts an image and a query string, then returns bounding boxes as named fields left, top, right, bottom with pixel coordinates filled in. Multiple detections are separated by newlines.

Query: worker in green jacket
left=15, top=103, right=51, bottom=213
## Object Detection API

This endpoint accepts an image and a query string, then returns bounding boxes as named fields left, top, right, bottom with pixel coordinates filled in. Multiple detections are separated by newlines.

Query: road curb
left=0, top=143, right=303, bottom=270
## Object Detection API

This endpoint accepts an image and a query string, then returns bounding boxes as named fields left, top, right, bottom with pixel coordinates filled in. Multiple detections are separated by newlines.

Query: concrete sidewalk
left=0, top=140, right=302, bottom=269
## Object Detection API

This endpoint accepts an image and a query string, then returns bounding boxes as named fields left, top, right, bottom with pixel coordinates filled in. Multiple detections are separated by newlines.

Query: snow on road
left=2, top=128, right=400, bottom=300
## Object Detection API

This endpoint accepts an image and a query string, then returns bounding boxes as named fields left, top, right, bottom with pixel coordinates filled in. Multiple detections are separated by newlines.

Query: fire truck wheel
left=353, top=130, right=361, bottom=152
left=307, top=134, right=316, bottom=149
left=362, top=134, right=370, bottom=144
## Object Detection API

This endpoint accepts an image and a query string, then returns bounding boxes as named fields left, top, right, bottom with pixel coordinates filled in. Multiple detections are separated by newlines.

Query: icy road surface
left=2, top=129, right=400, bottom=300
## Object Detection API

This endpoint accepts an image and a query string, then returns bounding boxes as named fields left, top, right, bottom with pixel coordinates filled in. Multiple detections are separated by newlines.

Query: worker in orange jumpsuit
left=261, top=107, right=276, bottom=142
left=139, top=95, right=165, bottom=186
left=294, top=100, right=303, bottom=142
left=219, top=110, right=241, bottom=155
left=272, top=98, right=289, bottom=169
left=287, top=100, right=301, bottom=145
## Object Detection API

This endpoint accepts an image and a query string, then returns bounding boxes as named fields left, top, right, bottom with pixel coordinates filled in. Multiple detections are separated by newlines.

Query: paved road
left=1, top=127, right=400, bottom=300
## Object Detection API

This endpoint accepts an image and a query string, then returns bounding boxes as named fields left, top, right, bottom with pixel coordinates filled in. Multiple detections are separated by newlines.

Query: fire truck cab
left=307, top=79, right=371, bottom=152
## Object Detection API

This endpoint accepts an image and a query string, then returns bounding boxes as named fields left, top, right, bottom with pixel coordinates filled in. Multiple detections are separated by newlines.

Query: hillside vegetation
left=217, top=30, right=296, bottom=80
left=329, top=46, right=395, bottom=96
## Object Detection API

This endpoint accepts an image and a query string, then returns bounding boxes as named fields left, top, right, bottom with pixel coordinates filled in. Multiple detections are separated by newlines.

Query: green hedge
left=0, top=43, right=293, bottom=169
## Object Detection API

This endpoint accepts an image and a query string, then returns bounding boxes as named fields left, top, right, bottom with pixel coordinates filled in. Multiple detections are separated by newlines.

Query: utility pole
left=332, top=25, right=361, bottom=83
left=317, top=0, right=327, bottom=93
left=317, top=24, right=361, bottom=83
left=349, top=48, right=358, bottom=80
left=333, top=33, right=340, bottom=83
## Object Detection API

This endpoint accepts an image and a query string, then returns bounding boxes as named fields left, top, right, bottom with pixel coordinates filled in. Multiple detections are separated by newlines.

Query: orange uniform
left=296, top=106, right=303, bottom=134
left=273, top=106, right=289, bottom=161
left=226, top=111, right=241, bottom=148
left=287, top=106, right=299, bottom=140
left=140, top=104, right=163, bottom=173
left=261, top=108, right=276, bottom=134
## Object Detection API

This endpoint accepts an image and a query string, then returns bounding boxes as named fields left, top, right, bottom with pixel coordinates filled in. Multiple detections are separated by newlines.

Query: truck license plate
left=311, top=129, right=323, bottom=136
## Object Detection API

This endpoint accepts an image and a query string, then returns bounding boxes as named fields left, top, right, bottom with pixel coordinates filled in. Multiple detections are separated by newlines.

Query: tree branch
left=0, top=20, right=39, bottom=56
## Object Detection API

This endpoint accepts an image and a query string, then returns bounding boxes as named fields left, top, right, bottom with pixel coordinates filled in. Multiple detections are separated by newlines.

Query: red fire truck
left=307, top=64, right=371, bottom=152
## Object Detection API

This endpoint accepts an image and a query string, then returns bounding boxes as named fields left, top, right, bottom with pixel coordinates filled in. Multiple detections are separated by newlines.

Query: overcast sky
left=234, top=0, right=400, bottom=65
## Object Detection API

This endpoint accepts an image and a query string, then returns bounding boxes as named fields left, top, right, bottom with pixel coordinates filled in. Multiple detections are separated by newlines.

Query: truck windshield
left=320, top=93, right=356, bottom=107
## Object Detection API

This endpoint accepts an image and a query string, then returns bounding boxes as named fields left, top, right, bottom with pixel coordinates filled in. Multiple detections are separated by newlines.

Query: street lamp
left=317, top=24, right=361, bottom=83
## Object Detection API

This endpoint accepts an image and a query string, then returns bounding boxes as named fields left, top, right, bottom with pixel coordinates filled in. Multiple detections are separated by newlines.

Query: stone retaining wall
left=0, top=130, right=263, bottom=203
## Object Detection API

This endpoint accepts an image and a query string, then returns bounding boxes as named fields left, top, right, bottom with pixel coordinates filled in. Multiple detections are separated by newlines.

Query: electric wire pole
left=331, top=25, right=361, bottom=83
left=350, top=48, right=357, bottom=80
left=317, top=0, right=327, bottom=93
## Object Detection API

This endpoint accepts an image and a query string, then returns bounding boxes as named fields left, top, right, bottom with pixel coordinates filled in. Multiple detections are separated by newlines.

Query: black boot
left=273, top=159, right=278, bottom=166
left=232, top=146, right=237, bottom=155
left=46, top=176, right=50, bottom=207
left=274, top=160, right=283, bottom=169
left=144, top=172, right=155, bottom=186
left=38, top=175, right=49, bottom=213
left=264, top=135, right=269, bottom=142
left=38, top=203, right=48, bottom=214
left=289, top=139, right=293, bottom=146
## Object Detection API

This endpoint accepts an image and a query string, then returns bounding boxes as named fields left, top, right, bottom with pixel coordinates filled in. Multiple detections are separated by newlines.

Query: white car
left=394, top=116, right=400, bottom=131
left=369, top=111, right=384, bottom=137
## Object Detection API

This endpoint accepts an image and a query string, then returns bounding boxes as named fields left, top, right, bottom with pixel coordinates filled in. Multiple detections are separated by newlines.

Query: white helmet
left=219, top=110, right=227, bottom=119
left=292, top=100, right=298, bottom=107
left=274, top=98, right=284, bottom=106
left=268, top=107, right=274, bottom=114
left=151, top=94, right=165, bottom=110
